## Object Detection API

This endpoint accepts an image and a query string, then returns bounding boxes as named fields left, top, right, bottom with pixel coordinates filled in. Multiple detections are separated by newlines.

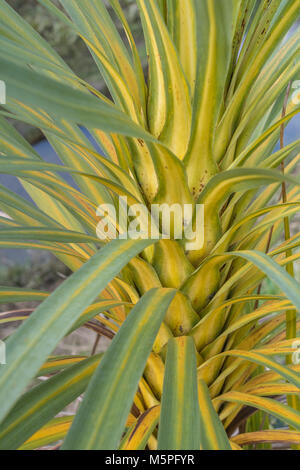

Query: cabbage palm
left=0, top=0, right=299, bottom=450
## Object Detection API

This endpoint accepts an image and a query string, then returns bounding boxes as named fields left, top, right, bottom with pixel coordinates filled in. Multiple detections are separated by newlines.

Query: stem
left=91, top=333, right=101, bottom=355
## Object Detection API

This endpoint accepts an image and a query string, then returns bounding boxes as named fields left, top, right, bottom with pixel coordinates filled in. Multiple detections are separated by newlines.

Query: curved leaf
left=0, top=355, right=101, bottom=450
left=0, top=238, right=155, bottom=423
left=62, top=288, right=176, bottom=450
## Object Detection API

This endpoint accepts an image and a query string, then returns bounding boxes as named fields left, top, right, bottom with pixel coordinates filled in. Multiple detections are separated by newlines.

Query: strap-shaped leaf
left=184, top=249, right=300, bottom=313
left=184, top=0, right=240, bottom=196
left=189, top=167, right=300, bottom=264
left=0, top=56, right=152, bottom=141
left=216, top=391, right=300, bottom=431
left=0, top=227, right=100, bottom=244
left=121, top=406, right=160, bottom=450
left=19, top=416, right=73, bottom=450
left=38, top=355, right=88, bottom=376
left=234, top=251, right=300, bottom=315
left=158, top=336, right=201, bottom=450
left=0, top=183, right=66, bottom=229
left=198, top=379, right=231, bottom=450
left=0, top=287, right=48, bottom=304
left=62, top=288, right=176, bottom=450
left=215, top=0, right=300, bottom=160
left=0, top=240, right=82, bottom=259
left=166, top=0, right=198, bottom=96
left=200, top=349, right=300, bottom=391
left=0, top=238, right=155, bottom=424
left=0, top=355, right=102, bottom=450
left=137, top=0, right=191, bottom=157
left=59, top=0, right=145, bottom=121
left=232, top=430, right=300, bottom=447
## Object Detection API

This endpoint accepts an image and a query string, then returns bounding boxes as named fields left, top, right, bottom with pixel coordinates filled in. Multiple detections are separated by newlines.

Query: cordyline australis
left=0, top=0, right=299, bottom=451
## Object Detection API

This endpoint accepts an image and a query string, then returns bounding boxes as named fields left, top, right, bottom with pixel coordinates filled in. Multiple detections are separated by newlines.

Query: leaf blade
left=0, top=238, right=155, bottom=424
left=158, top=336, right=201, bottom=450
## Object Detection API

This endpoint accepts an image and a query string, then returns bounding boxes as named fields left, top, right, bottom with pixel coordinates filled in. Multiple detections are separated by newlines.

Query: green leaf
left=184, top=0, right=240, bottom=197
left=0, top=56, right=152, bottom=141
left=0, top=227, right=101, bottom=244
left=198, top=379, right=231, bottom=450
left=184, top=249, right=300, bottom=313
left=0, top=238, right=155, bottom=424
left=0, top=355, right=101, bottom=450
left=234, top=251, right=300, bottom=314
left=158, top=336, right=201, bottom=450
left=217, top=391, right=300, bottom=431
left=62, top=287, right=176, bottom=450
left=0, top=287, right=48, bottom=304
left=19, top=416, right=73, bottom=450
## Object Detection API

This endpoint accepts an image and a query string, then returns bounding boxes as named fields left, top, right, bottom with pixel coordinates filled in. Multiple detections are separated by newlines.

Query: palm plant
left=0, top=0, right=299, bottom=450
